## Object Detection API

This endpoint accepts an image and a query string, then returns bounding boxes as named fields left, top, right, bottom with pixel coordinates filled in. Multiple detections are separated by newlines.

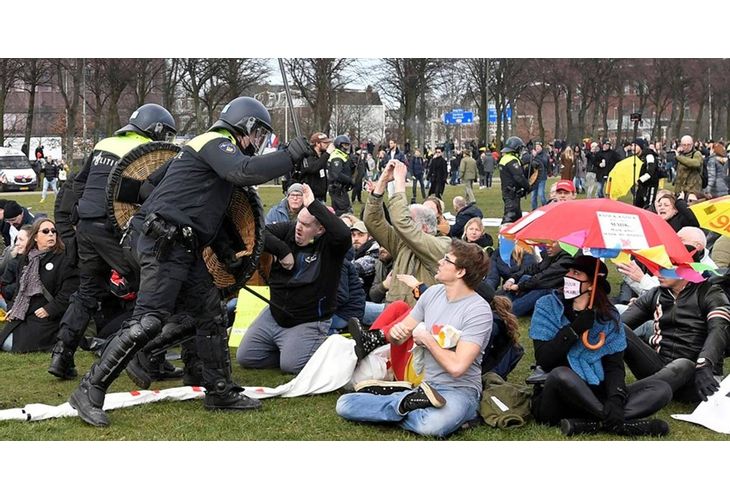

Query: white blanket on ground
left=0, top=335, right=358, bottom=422
left=672, top=374, right=730, bottom=434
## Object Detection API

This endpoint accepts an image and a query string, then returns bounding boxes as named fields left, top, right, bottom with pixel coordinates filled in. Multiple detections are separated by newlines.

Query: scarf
left=529, top=292, right=626, bottom=385
left=7, top=249, right=47, bottom=321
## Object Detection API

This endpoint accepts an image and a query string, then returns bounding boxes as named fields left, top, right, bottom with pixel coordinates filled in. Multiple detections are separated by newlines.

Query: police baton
left=278, top=58, right=308, bottom=178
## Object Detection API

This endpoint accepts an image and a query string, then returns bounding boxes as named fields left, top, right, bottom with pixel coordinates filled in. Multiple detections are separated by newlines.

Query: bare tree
left=284, top=58, right=352, bottom=135
left=132, top=59, right=166, bottom=107
left=490, top=58, right=530, bottom=144
left=161, top=59, right=185, bottom=114
left=220, top=58, right=270, bottom=101
left=377, top=58, right=445, bottom=148
left=179, top=58, right=223, bottom=135
left=645, top=59, right=674, bottom=141
left=463, top=58, right=491, bottom=145
left=54, top=58, right=84, bottom=163
left=521, top=59, right=553, bottom=141
left=0, top=58, right=22, bottom=145
left=100, top=59, right=137, bottom=136
left=18, top=59, right=53, bottom=150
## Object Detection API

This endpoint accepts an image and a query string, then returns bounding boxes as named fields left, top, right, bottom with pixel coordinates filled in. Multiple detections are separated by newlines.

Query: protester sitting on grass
left=498, top=240, right=573, bottom=317
left=336, top=239, right=492, bottom=438
left=423, top=195, right=450, bottom=236
left=0, top=218, right=78, bottom=352
left=0, top=225, right=32, bottom=311
left=621, top=250, right=730, bottom=404
left=655, top=193, right=700, bottom=232
left=461, top=217, right=494, bottom=255
left=529, top=256, right=672, bottom=437
left=485, top=232, right=537, bottom=290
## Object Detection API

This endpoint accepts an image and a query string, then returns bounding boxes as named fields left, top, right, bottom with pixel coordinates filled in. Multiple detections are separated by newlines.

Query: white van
left=0, top=147, right=37, bottom=191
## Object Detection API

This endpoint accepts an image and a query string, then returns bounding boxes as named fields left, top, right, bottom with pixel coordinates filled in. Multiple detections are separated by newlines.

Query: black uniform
left=328, top=149, right=354, bottom=215
left=427, top=155, right=448, bottom=198
left=298, top=150, right=329, bottom=202
left=51, top=132, right=148, bottom=368
left=69, top=129, right=297, bottom=423
left=499, top=152, right=531, bottom=223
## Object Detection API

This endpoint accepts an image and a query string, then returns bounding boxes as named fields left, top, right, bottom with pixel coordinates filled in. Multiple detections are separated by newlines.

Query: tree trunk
left=24, top=85, right=37, bottom=149
left=616, top=95, right=624, bottom=141
left=674, top=101, right=686, bottom=139
left=552, top=88, right=561, bottom=140
left=536, top=101, right=545, bottom=142
left=565, top=86, right=574, bottom=143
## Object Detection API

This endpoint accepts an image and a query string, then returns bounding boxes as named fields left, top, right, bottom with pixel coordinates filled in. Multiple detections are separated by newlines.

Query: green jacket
left=363, top=191, right=451, bottom=307
left=674, top=149, right=704, bottom=195
left=459, top=155, right=478, bottom=181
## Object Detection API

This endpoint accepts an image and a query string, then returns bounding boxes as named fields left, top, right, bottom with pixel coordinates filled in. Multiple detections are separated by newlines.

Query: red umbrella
left=500, top=198, right=695, bottom=350
left=501, top=198, right=693, bottom=264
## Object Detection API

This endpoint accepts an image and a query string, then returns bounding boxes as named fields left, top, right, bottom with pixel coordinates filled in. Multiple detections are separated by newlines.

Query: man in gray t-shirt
left=336, top=239, right=492, bottom=437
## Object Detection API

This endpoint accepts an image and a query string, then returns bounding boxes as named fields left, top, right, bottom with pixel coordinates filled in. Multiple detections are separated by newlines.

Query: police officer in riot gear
left=49, top=103, right=178, bottom=380
left=499, top=136, right=532, bottom=223
left=68, top=96, right=312, bottom=426
left=328, top=135, right=355, bottom=215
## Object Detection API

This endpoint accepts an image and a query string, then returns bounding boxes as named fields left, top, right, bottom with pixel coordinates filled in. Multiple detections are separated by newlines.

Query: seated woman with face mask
left=528, top=255, right=673, bottom=437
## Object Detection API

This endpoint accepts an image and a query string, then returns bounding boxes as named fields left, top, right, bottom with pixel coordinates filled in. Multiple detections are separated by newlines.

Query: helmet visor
left=244, top=118, right=273, bottom=156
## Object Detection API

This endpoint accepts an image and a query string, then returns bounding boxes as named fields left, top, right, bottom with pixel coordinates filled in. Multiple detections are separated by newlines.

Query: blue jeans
left=41, top=177, right=59, bottom=199
left=597, top=179, right=606, bottom=198
left=336, top=383, right=480, bottom=438
left=328, top=314, right=349, bottom=335
left=362, top=301, right=386, bottom=326
left=531, top=179, right=547, bottom=209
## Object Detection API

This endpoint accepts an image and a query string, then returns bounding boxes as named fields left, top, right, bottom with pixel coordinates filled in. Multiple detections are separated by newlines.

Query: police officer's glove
left=602, top=395, right=625, bottom=431
left=695, top=364, right=720, bottom=401
left=225, top=253, right=245, bottom=273
left=286, top=136, right=313, bottom=164
left=570, top=309, right=595, bottom=336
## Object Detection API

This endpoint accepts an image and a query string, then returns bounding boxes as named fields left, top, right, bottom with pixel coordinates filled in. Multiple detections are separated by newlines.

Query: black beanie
left=3, top=200, right=23, bottom=220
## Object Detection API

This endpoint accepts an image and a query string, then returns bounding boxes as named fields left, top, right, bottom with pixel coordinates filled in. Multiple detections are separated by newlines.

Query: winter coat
left=0, top=250, right=79, bottom=352
left=706, top=154, right=728, bottom=197
left=459, top=155, right=478, bottom=181
left=485, top=251, right=537, bottom=289
left=364, top=191, right=451, bottom=307
left=334, top=248, right=365, bottom=323
left=265, top=197, right=296, bottom=225
left=674, top=148, right=704, bottom=195
left=449, top=202, right=484, bottom=238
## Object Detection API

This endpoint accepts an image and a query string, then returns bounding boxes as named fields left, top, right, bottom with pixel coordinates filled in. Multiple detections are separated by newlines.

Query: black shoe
left=616, top=418, right=669, bottom=437
left=349, top=318, right=386, bottom=360
left=398, top=382, right=446, bottom=414
left=152, top=359, right=183, bottom=381
left=68, top=378, right=109, bottom=427
left=204, top=388, right=262, bottom=411
left=354, top=379, right=413, bottom=395
left=560, top=418, right=602, bottom=436
left=48, top=342, right=78, bottom=380
left=125, top=351, right=155, bottom=389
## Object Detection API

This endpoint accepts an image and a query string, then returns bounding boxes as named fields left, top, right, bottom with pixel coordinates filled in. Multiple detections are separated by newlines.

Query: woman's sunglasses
left=40, top=228, right=57, bottom=235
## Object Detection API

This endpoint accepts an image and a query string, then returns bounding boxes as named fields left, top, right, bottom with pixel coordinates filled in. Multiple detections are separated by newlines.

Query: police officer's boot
left=69, top=315, right=162, bottom=427
left=126, top=316, right=193, bottom=389
left=181, top=338, right=203, bottom=386
left=48, top=297, right=93, bottom=379
left=48, top=340, right=78, bottom=380
left=198, top=330, right=261, bottom=411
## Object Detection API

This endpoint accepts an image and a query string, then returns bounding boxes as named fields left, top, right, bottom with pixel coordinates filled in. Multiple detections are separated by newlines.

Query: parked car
left=0, top=147, right=38, bottom=191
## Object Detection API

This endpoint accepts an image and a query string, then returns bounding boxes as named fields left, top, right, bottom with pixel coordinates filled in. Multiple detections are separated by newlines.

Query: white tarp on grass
left=0, top=335, right=358, bottom=422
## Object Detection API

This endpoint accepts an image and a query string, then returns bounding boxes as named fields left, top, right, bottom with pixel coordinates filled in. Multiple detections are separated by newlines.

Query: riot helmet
left=116, top=103, right=177, bottom=142
left=501, top=136, right=526, bottom=154
left=210, top=96, right=273, bottom=156
left=334, top=135, right=351, bottom=152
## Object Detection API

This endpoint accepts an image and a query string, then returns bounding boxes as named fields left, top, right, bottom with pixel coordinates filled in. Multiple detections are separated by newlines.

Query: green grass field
left=0, top=178, right=727, bottom=441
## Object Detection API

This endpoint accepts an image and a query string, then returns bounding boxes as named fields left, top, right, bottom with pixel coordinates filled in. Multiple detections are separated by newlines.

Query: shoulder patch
left=646, top=154, right=655, bottom=163
left=218, top=142, right=236, bottom=154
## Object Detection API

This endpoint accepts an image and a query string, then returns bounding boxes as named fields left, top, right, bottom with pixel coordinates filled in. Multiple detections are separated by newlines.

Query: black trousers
left=329, top=185, right=352, bottom=216
left=624, top=327, right=700, bottom=402
left=502, top=194, right=522, bottom=224
left=531, top=366, right=672, bottom=425
left=58, top=218, right=139, bottom=348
